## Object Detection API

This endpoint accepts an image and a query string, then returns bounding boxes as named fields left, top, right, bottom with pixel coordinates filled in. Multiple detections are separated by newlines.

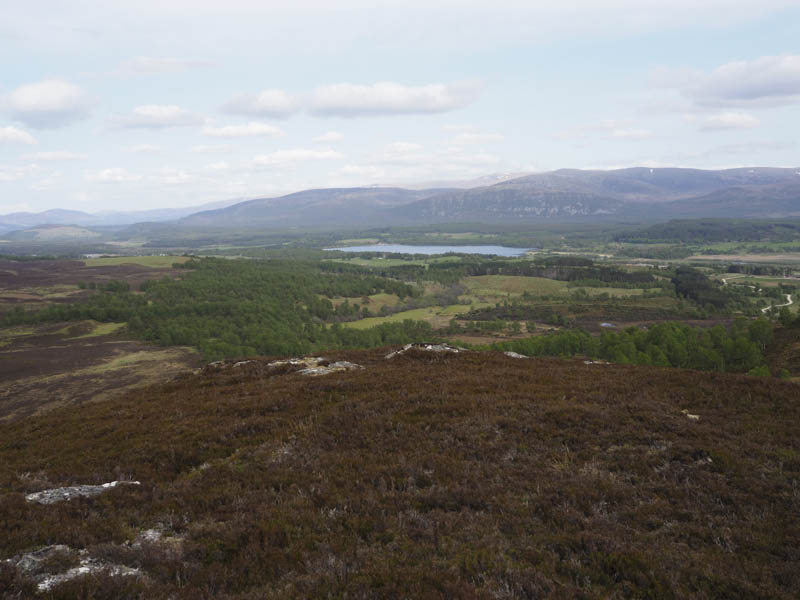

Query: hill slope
left=398, top=167, right=800, bottom=222
left=1, top=349, right=798, bottom=597
left=5, top=168, right=799, bottom=234
left=177, top=167, right=800, bottom=227
left=180, top=187, right=449, bottom=228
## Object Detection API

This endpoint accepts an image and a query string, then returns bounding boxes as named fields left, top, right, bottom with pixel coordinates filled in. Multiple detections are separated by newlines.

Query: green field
left=342, top=304, right=477, bottom=329
left=328, top=257, right=429, bottom=267
left=333, top=238, right=381, bottom=245
left=422, top=232, right=500, bottom=241
left=328, top=254, right=465, bottom=268
left=570, top=286, right=646, bottom=297
left=462, top=275, right=568, bottom=296
left=329, top=292, right=401, bottom=313
left=83, top=255, right=190, bottom=268
left=68, top=321, right=126, bottom=338
left=0, top=326, right=36, bottom=341
left=717, top=274, right=800, bottom=288
left=1, top=284, right=80, bottom=299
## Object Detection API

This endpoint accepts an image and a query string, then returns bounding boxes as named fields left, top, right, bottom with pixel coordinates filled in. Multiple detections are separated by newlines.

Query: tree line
left=493, top=319, right=778, bottom=375
left=1, top=257, right=435, bottom=360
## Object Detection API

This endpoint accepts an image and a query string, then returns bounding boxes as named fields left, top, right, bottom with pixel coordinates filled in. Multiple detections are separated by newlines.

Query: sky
left=1, top=0, right=799, bottom=214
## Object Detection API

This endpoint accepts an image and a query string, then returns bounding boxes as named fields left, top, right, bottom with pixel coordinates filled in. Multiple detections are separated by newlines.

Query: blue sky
left=1, top=0, right=799, bottom=213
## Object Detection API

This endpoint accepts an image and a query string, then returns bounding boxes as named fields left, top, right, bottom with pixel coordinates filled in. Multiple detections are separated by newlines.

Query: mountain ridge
left=187, top=167, right=800, bottom=226
left=3, top=167, right=799, bottom=233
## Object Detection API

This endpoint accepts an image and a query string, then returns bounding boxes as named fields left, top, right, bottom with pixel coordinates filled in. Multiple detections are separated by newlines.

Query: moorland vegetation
left=0, top=348, right=798, bottom=597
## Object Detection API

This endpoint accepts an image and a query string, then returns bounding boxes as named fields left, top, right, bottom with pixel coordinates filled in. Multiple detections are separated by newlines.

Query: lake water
left=326, top=244, right=531, bottom=256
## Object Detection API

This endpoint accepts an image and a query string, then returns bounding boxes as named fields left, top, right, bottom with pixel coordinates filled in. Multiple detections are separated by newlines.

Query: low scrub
left=1, top=350, right=798, bottom=597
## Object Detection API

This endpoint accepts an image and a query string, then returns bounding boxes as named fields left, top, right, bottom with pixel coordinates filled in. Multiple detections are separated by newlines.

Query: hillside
left=179, top=187, right=449, bottom=228
left=2, top=224, right=104, bottom=242
left=5, top=168, right=800, bottom=237
left=511, top=167, right=800, bottom=202
left=398, top=168, right=800, bottom=223
left=662, top=182, right=800, bottom=218
left=616, top=218, right=800, bottom=243
left=1, top=348, right=798, bottom=597
left=0, top=209, right=97, bottom=232
left=0, top=199, right=246, bottom=233
left=177, top=167, right=800, bottom=228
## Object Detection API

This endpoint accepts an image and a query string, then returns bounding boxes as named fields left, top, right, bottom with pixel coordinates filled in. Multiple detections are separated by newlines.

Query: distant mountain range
left=180, top=167, right=800, bottom=227
left=0, top=198, right=243, bottom=233
left=3, top=168, right=800, bottom=236
left=179, top=187, right=448, bottom=228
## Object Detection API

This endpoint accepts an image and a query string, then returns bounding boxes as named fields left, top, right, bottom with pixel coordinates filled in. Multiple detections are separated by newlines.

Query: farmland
left=342, top=305, right=477, bottom=330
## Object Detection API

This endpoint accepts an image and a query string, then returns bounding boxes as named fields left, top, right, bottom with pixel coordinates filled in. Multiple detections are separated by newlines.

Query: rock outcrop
left=385, top=343, right=467, bottom=359
left=25, top=480, right=140, bottom=505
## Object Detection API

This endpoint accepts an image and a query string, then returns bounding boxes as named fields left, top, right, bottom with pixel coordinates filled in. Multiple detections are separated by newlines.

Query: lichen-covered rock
left=3, top=545, right=140, bottom=592
left=4, top=545, right=75, bottom=576
left=25, top=480, right=140, bottom=505
left=267, top=356, right=328, bottom=369
left=298, top=361, right=364, bottom=376
left=266, top=357, right=364, bottom=376
left=385, top=343, right=466, bottom=359
left=37, top=559, right=140, bottom=592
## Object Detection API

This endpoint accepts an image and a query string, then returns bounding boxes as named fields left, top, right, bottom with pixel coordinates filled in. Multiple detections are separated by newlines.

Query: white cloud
left=704, top=140, right=793, bottom=155
left=329, top=145, right=502, bottom=187
left=654, top=54, right=800, bottom=108
left=0, top=201, right=32, bottom=212
left=372, top=142, right=428, bottom=165
left=30, top=171, right=64, bottom=191
left=2, top=79, right=90, bottom=128
left=203, top=122, right=284, bottom=137
left=22, top=150, right=86, bottom=161
left=309, top=81, right=482, bottom=116
left=252, top=148, right=344, bottom=167
left=609, top=128, right=653, bottom=140
left=557, top=119, right=653, bottom=141
left=154, top=167, right=192, bottom=184
left=221, top=89, right=298, bottom=118
left=129, top=144, right=160, bottom=153
left=191, top=144, right=233, bottom=153
left=205, top=161, right=230, bottom=171
left=0, top=164, right=37, bottom=182
left=112, top=104, right=203, bottom=129
left=345, top=141, right=501, bottom=185
left=313, top=131, right=344, bottom=143
left=442, top=124, right=476, bottom=132
left=696, top=111, right=760, bottom=131
left=334, top=164, right=387, bottom=179
left=116, top=56, right=213, bottom=76
left=86, top=167, right=142, bottom=183
left=0, top=126, right=37, bottom=145
left=439, top=148, right=501, bottom=166
left=451, top=132, right=504, bottom=144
